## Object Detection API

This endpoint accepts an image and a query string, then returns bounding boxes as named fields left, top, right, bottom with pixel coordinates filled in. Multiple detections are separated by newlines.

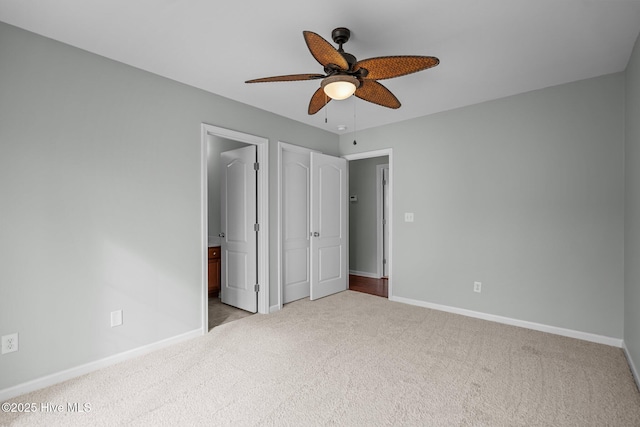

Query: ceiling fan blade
left=355, top=56, right=439, bottom=80
left=308, top=87, right=331, bottom=115
left=303, top=31, right=349, bottom=71
left=245, top=73, right=325, bottom=83
left=355, top=80, right=401, bottom=109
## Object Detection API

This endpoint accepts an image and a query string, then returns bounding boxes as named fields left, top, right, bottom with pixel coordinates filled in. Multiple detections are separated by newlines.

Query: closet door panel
left=282, top=150, right=311, bottom=303
left=310, top=152, right=347, bottom=300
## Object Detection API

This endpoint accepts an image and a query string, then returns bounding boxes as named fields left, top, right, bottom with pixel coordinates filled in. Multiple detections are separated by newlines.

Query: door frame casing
left=343, top=149, right=393, bottom=299
left=201, top=123, right=269, bottom=332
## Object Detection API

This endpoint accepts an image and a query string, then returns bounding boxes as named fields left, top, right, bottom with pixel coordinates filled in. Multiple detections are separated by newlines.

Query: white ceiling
left=2, top=0, right=640, bottom=134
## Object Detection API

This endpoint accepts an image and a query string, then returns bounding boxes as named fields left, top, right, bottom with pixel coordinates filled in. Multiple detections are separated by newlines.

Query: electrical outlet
left=1, top=333, right=19, bottom=354
left=474, top=281, right=482, bottom=293
left=404, top=212, right=414, bottom=222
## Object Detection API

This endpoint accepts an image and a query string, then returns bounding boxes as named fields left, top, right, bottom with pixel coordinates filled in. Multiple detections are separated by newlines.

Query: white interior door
left=310, top=152, right=347, bottom=300
left=383, top=166, right=390, bottom=278
left=282, top=149, right=311, bottom=303
left=221, top=145, right=257, bottom=313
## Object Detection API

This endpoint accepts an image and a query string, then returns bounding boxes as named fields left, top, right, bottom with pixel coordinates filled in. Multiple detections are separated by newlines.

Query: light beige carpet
left=2, top=290, right=639, bottom=426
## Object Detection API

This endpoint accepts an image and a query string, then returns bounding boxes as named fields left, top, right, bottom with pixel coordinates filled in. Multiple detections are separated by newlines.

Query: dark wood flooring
left=348, top=274, right=388, bottom=298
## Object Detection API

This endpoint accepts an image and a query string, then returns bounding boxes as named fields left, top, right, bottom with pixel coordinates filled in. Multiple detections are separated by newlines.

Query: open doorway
left=201, top=124, right=269, bottom=333
left=343, top=149, right=393, bottom=299
left=207, top=139, right=254, bottom=329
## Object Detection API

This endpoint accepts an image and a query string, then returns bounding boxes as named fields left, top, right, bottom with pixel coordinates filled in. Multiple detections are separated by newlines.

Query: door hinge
left=383, top=259, right=387, bottom=264
left=254, top=223, right=260, bottom=232
left=254, top=284, right=260, bottom=292
left=254, top=162, right=259, bottom=171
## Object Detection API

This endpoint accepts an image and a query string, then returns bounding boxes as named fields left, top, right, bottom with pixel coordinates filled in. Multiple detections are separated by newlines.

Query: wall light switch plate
left=404, top=212, right=414, bottom=222
left=474, top=281, right=482, bottom=293
left=111, top=310, right=123, bottom=327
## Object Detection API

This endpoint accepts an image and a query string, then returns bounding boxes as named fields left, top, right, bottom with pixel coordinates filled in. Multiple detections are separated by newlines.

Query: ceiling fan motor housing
left=331, top=27, right=357, bottom=70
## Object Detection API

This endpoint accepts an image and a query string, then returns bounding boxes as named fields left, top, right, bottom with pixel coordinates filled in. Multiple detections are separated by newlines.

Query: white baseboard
left=390, top=295, right=623, bottom=348
left=349, top=270, right=380, bottom=279
left=623, top=341, right=640, bottom=391
left=0, top=328, right=203, bottom=401
left=269, top=304, right=281, bottom=313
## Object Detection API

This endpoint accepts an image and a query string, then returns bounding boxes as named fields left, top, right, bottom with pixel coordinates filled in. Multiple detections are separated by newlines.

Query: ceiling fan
left=245, top=27, right=440, bottom=115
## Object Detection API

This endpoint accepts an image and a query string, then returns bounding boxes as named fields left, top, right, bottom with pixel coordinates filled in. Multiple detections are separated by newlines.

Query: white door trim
left=201, top=124, right=270, bottom=332
left=343, top=149, right=393, bottom=299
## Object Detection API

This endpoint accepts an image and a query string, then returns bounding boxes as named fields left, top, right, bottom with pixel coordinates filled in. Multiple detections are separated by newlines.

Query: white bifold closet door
left=282, top=149, right=347, bottom=303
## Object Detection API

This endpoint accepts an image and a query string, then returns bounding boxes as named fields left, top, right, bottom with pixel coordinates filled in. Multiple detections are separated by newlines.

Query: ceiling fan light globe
left=321, top=75, right=359, bottom=100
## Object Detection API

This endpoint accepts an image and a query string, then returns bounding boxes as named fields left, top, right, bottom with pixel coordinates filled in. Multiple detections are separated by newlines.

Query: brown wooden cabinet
left=208, top=246, right=221, bottom=297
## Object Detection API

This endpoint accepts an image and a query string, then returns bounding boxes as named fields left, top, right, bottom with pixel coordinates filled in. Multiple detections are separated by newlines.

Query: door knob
left=219, top=232, right=225, bottom=238
left=313, top=232, right=320, bottom=237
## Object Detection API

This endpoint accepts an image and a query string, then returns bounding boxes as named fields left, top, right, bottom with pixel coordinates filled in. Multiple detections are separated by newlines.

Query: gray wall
left=340, top=73, right=625, bottom=339
left=348, top=156, right=388, bottom=275
left=625, top=33, right=640, bottom=374
left=0, top=22, right=338, bottom=390
left=207, top=136, right=249, bottom=240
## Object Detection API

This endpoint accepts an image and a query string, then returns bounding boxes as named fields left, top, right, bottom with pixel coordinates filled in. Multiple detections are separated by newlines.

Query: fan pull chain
left=324, top=93, right=328, bottom=124
left=353, top=97, right=357, bottom=145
